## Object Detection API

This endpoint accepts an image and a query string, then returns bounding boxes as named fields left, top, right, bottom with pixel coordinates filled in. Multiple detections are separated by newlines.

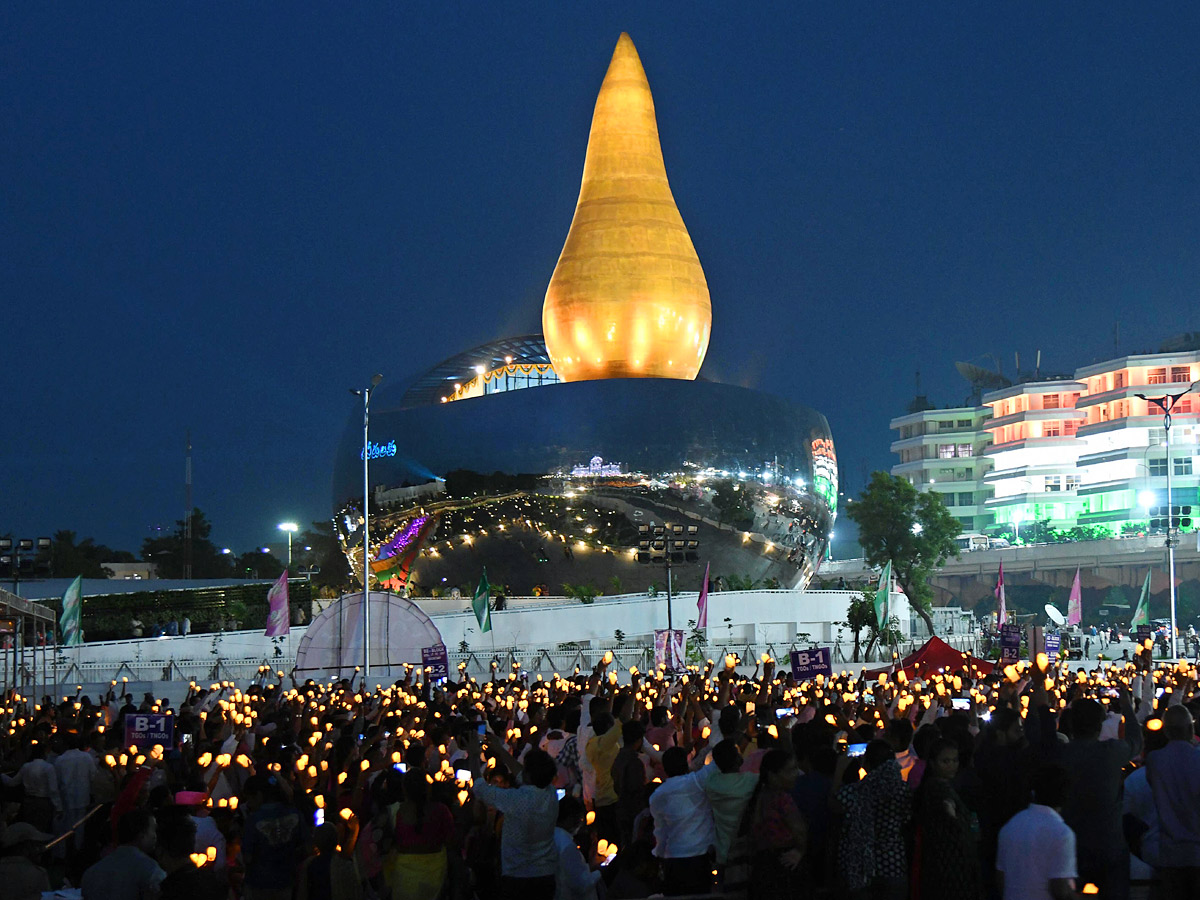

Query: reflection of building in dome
left=572, top=456, right=624, bottom=477
left=333, top=33, right=836, bottom=602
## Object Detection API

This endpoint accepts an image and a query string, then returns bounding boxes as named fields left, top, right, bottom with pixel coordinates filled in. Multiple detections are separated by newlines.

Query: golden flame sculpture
left=542, top=33, right=711, bottom=382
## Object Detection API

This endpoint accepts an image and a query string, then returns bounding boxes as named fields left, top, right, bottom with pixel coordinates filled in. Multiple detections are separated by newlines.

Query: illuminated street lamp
left=351, top=374, right=384, bottom=677
left=1135, top=380, right=1198, bottom=657
left=1012, top=509, right=1024, bottom=546
left=277, top=523, right=299, bottom=568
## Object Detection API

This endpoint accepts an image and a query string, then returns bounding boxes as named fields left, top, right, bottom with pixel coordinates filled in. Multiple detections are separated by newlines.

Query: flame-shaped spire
left=542, top=33, right=711, bottom=382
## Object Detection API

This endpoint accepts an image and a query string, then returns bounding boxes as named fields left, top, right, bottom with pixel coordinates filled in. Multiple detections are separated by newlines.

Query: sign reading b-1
left=124, top=713, right=174, bottom=749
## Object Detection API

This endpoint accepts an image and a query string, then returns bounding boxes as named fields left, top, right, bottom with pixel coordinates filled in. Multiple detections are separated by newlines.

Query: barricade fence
left=1, top=634, right=982, bottom=689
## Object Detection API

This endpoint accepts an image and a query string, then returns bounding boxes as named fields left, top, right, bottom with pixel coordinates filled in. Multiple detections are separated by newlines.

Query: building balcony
left=1075, top=414, right=1200, bottom=439
left=984, top=464, right=1085, bottom=483
left=983, top=408, right=1087, bottom=431
left=982, top=437, right=1080, bottom=456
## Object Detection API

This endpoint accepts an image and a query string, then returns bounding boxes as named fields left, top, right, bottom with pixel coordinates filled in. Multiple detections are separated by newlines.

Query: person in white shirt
left=53, top=733, right=96, bottom=848
left=648, top=746, right=716, bottom=895
left=553, top=796, right=601, bottom=900
left=996, top=763, right=1080, bottom=900
left=3, top=745, right=61, bottom=833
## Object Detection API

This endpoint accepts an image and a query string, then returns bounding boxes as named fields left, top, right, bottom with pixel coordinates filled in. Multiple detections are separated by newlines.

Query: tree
left=846, top=471, right=960, bottom=636
left=712, top=480, right=753, bottom=529
left=141, top=509, right=233, bottom=578
left=47, top=530, right=135, bottom=578
left=233, top=550, right=285, bottom=580
left=841, top=589, right=876, bottom=663
left=293, top=521, right=352, bottom=592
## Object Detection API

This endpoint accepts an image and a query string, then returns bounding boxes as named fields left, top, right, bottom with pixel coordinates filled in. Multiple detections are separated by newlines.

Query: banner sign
left=1000, top=624, right=1022, bottom=663
left=124, top=713, right=174, bottom=749
left=653, top=629, right=686, bottom=670
left=421, top=644, right=450, bottom=680
left=1044, top=634, right=1061, bottom=658
left=790, top=647, right=833, bottom=680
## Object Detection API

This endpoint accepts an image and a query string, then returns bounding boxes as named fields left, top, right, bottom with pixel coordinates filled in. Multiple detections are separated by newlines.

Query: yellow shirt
left=585, top=726, right=622, bottom=808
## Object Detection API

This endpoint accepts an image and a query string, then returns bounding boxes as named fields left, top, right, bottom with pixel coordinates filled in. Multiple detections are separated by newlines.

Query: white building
left=889, top=405, right=994, bottom=532
left=891, top=343, right=1200, bottom=538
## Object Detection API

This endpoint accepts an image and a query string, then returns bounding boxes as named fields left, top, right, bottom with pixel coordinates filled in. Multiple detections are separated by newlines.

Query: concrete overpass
left=824, top=534, right=1200, bottom=621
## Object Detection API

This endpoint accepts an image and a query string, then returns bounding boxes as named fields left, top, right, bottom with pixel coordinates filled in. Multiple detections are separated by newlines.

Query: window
left=1114, top=371, right=1126, bottom=389
left=1149, top=458, right=1168, bottom=477
left=1148, top=368, right=1167, bottom=385
left=956, top=443, right=974, bottom=457
left=938, top=444, right=956, bottom=459
left=1175, top=457, right=1193, bottom=476
left=1044, top=475, right=1063, bottom=492
left=1171, top=366, right=1191, bottom=383
left=958, top=492, right=974, bottom=507
left=957, top=419, right=973, bottom=428
left=1063, top=420, right=1079, bottom=435
left=1043, top=422, right=1062, bottom=437
left=1043, top=394, right=1061, bottom=409
left=938, top=421, right=954, bottom=430
left=1064, top=475, right=1080, bottom=491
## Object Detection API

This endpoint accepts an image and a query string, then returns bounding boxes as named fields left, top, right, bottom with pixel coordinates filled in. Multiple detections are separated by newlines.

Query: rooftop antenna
left=915, top=369, right=921, bottom=393
left=184, top=431, right=193, bottom=579
left=1015, top=351, right=1020, bottom=381
left=1036, top=349, right=1041, bottom=379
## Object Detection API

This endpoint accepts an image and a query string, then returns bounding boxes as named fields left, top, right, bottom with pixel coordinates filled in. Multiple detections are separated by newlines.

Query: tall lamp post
left=1135, top=380, right=1198, bottom=657
left=277, top=523, right=298, bottom=568
left=351, top=374, right=383, bottom=677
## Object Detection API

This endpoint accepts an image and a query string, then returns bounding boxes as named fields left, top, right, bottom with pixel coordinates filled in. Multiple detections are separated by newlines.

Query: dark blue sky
left=4, top=6, right=1200, bottom=555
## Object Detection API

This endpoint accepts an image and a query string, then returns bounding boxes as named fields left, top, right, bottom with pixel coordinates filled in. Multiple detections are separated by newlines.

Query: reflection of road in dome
left=362, top=480, right=827, bottom=599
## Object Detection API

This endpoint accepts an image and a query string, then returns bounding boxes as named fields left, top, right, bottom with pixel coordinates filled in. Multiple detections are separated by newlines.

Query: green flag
left=472, top=569, right=492, bottom=634
left=874, top=561, right=892, bottom=629
left=1131, top=570, right=1152, bottom=628
left=61, top=575, right=83, bottom=646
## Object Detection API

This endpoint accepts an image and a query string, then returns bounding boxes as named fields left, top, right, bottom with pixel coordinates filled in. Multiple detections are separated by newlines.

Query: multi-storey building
left=890, top=346, right=1200, bottom=537
left=982, top=380, right=1087, bottom=531
left=1072, top=350, right=1200, bottom=528
left=889, top=406, right=994, bottom=532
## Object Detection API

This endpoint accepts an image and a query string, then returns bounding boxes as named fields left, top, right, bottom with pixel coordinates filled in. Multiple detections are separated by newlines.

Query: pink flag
left=995, top=562, right=1006, bottom=626
left=1067, top=567, right=1082, bottom=626
left=696, top=562, right=710, bottom=628
left=265, top=570, right=290, bottom=637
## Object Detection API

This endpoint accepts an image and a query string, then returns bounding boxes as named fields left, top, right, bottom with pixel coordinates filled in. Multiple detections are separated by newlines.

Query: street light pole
left=351, top=374, right=383, bottom=678
left=278, top=523, right=298, bottom=569
left=1136, top=380, right=1197, bottom=657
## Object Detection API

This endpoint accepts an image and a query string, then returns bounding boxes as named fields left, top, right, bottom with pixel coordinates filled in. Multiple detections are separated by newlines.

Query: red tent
left=865, top=636, right=994, bottom=679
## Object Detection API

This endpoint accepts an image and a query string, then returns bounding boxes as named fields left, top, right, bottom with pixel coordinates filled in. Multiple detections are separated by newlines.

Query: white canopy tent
left=294, top=591, right=444, bottom=680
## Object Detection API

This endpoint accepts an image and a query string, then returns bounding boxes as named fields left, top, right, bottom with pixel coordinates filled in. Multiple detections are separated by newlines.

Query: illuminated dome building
left=333, top=34, right=837, bottom=599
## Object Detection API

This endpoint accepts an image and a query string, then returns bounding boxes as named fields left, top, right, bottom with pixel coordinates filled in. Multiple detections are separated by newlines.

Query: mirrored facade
left=333, top=336, right=837, bottom=597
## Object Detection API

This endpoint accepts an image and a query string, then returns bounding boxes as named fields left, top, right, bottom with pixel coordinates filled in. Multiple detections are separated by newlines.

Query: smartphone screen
left=476, top=723, right=487, bottom=736
left=393, top=762, right=407, bottom=773
left=951, top=698, right=971, bottom=711
left=775, top=708, right=793, bottom=719
left=313, top=807, right=324, bottom=827
left=846, top=742, right=868, bottom=758
left=556, top=788, right=566, bottom=800
left=456, top=769, right=472, bottom=782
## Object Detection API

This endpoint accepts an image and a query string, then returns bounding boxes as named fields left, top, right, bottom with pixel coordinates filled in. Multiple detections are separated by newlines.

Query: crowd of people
left=1, top=644, right=1199, bottom=900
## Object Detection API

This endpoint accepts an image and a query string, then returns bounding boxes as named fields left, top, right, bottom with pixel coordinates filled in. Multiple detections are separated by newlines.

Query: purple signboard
left=1000, top=624, right=1022, bottom=663
left=421, top=644, right=450, bottom=680
left=124, top=712, right=174, bottom=749
left=790, top=647, right=832, bottom=680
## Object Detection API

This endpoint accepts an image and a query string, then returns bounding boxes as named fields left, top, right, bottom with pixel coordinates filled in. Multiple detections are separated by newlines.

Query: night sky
left=5, top=6, right=1200, bottom=556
